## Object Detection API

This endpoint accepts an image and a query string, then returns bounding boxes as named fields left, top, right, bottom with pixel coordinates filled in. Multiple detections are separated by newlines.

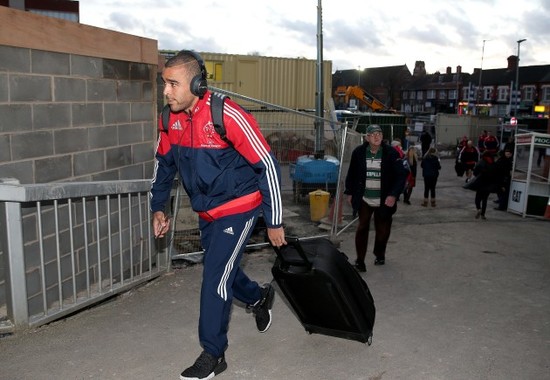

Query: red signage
left=516, top=134, right=532, bottom=145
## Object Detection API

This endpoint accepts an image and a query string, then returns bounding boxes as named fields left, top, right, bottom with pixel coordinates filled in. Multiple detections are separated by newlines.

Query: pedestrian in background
left=344, top=125, right=408, bottom=272
left=483, top=130, right=499, bottom=157
left=473, top=151, right=499, bottom=220
left=455, top=136, right=468, bottom=177
left=403, top=146, right=418, bottom=205
left=458, top=140, right=480, bottom=182
left=493, top=148, right=514, bottom=211
left=457, top=135, right=469, bottom=152
left=420, top=129, right=433, bottom=158
left=391, top=138, right=405, bottom=158
left=421, top=147, right=441, bottom=207
left=537, top=147, right=546, bottom=168
left=477, top=130, right=488, bottom=154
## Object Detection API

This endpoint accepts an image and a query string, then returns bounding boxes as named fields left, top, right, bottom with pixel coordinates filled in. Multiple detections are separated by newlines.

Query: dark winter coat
left=420, top=132, right=432, bottom=148
left=421, top=154, right=441, bottom=178
left=473, top=158, right=500, bottom=193
left=344, top=141, right=408, bottom=215
left=493, top=155, right=513, bottom=188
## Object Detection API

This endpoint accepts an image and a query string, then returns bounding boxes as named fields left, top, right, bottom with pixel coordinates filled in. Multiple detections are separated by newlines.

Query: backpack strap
left=211, top=92, right=231, bottom=145
left=160, top=104, right=171, bottom=133
left=160, top=93, right=233, bottom=147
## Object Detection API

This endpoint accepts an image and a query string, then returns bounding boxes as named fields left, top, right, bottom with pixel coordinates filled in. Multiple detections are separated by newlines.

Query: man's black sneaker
left=180, top=351, right=227, bottom=380
left=354, top=261, right=366, bottom=272
left=252, top=283, right=275, bottom=333
left=374, top=258, right=385, bottom=265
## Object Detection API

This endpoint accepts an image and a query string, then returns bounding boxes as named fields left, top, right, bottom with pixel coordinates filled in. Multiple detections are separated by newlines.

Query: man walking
left=344, top=125, right=408, bottom=272
left=150, top=50, right=286, bottom=380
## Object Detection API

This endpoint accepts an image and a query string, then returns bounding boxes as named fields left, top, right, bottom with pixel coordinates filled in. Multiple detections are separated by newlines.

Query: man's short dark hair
left=165, top=51, right=201, bottom=78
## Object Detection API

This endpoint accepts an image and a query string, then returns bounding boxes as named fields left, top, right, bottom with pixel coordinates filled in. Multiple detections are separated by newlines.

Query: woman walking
left=403, top=146, right=418, bottom=205
left=421, top=148, right=441, bottom=207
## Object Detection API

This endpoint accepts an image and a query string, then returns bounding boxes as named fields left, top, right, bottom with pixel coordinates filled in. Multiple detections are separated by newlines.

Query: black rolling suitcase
left=271, top=237, right=375, bottom=344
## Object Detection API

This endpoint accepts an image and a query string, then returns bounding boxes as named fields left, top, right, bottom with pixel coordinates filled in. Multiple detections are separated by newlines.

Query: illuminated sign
left=534, top=136, right=550, bottom=146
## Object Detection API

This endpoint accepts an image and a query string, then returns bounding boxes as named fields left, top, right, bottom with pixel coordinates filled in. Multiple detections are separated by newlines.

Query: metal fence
left=0, top=178, right=169, bottom=333
left=169, top=88, right=377, bottom=261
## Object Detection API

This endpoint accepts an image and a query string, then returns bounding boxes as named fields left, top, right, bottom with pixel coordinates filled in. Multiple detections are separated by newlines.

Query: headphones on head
left=180, top=50, right=208, bottom=99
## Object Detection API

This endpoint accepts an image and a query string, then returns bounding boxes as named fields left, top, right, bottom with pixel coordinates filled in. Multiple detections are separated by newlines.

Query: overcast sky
left=80, top=0, right=550, bottom=75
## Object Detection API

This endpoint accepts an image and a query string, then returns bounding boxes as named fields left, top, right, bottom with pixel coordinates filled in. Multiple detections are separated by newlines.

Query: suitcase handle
left=271, top=236, right=312, bottom=267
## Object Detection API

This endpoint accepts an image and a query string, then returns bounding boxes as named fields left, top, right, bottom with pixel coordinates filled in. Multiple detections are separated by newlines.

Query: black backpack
left=160, top=92, right=231, bottom=146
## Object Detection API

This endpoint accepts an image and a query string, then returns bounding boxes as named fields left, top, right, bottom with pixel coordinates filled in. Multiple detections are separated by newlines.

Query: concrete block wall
left=0, top=45, right=157, bottom=183
left=0, top=7, right=160, bottom=323
left=0, top=7, right=159, bottom=184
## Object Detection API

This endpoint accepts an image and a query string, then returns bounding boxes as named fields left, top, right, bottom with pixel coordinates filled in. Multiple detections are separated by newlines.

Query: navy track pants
left=197, top=207, right=262, bottom=357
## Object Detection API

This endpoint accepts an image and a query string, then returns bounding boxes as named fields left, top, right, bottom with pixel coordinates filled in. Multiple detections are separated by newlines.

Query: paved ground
left=1, top=158, right=549, bottom=380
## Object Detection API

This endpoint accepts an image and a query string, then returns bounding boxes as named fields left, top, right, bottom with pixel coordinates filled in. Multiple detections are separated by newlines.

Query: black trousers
left=496, top=185, right=509, bottom=210
left=475, top=189, right=491, bottom=215
left=355, top=201, right=393, bottom=263
left=423, top=176, right=438, bottom=199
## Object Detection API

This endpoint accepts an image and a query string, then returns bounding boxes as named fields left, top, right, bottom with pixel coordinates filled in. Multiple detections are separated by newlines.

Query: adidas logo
left=223, top=227, right=234, bottom=235
left=170, top=120, right=182, bottom=130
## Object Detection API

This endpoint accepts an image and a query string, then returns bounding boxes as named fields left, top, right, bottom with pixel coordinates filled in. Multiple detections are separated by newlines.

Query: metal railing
left=166, top=88, right=380, bottom=261
left=0, top=178, right=169, bottom=333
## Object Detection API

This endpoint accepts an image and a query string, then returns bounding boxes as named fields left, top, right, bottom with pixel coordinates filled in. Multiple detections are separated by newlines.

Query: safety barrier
left=0, top=178, right=170, bottom=333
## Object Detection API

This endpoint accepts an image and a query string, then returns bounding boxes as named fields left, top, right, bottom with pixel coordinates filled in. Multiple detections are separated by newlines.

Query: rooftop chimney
left=507, top=55, right=518, bottom=71
left=413, top=61, right=426, bottom=77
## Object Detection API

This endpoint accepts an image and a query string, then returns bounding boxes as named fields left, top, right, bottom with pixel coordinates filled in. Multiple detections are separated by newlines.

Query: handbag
left=406, top=172, right=416, bottom=188
left=462, top=175, right=481, bottom=191
left=455, top=161, right=465, bottom=177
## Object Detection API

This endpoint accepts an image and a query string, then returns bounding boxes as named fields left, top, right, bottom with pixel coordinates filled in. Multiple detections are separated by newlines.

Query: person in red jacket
left=457, top=135, right=468, bottom=152
left=459, top=140, right=480, bottom=183
left=483, top=131, right=499, bottom=157
left=477, top=130, right=488, bottom=153
left=150, top=50, right=286, bottom=380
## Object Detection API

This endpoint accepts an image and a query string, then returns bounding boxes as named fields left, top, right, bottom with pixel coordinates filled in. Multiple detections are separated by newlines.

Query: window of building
left=542, top=86, right=550, bottom=102
left=29, top=10, right=79, bottom=21
left=462, top=87, right=472, bottom=101
left=523, top=86, right=535, bottom=101
left=416, top=91, right=423, bottom=100
left=402, top=91, right=408, bottom=100
left=410, top=91, right=416, bottom=100
left=205, top=61, right=223, bottom=81
left=497, top=87, right=509, bottom=102
left=448, top=89, right=457, bottom=100
left=438, top=90, right=446, bottom=100
left=483, top=87, right=492, bottom=101
left=427, top=90, right=436, bottom=99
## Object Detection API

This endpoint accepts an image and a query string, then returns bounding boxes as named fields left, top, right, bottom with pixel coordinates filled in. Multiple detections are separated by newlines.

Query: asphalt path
left=1, top=158, right=549, bottom=380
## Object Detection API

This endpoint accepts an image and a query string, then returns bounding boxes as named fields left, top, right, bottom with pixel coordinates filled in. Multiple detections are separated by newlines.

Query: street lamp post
left=514, top=38, right=526, bottom=117
left=477, top=39, right=490, bottom=115
left=357, top=66, right=361, bottom=86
